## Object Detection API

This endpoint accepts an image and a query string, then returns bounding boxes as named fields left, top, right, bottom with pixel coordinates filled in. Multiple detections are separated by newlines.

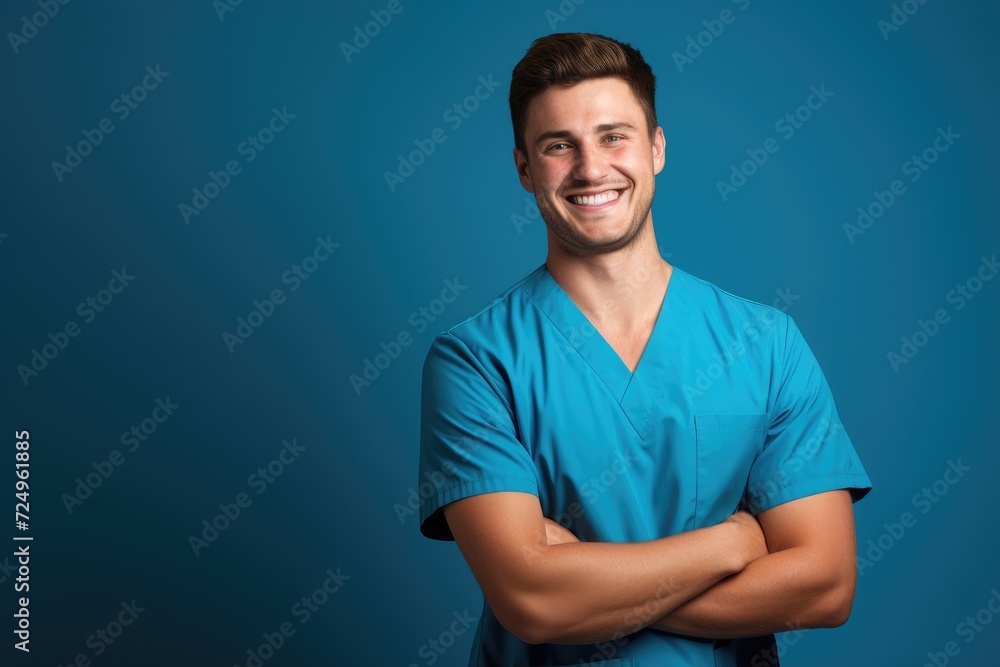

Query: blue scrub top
left=418, top=263, right=872, bottom=667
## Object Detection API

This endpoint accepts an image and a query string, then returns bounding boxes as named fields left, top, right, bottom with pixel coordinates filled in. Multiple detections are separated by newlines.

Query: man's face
left=514, top=77, right=665, bottom=256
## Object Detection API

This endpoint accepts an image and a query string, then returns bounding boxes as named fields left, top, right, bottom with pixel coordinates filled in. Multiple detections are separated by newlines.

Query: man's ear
left=513, top=148, right=535, bottom=193
left=652, top=126, right=666, bottom=176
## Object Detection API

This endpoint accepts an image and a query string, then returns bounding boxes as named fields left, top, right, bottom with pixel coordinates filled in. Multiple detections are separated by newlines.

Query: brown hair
left=509, top=33, right=658, bottom=155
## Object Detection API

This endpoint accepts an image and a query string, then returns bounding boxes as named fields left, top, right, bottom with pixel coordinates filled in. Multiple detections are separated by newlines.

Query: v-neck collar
left=522, top=262, right=693, bottom=439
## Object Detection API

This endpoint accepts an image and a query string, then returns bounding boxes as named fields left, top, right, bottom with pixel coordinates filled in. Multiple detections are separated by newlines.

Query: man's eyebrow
left=533, top=130, right=572, bottom=147
left=533, top=122, right=641, bottom=148
left=595, top=122, right=639, bottom=133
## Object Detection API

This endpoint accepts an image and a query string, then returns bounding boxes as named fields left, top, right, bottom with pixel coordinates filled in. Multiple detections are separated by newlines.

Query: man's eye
left=548, top=142, right=571, bottom=151
left=605, top=135, right=623, bottom=143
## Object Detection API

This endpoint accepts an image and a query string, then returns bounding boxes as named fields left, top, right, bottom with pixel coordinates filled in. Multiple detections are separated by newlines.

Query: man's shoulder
left=677, top=267, right=784, bottom=311
left=427, top=263, right=546, bottom=351
left=676, top=266, right=794, bottom=337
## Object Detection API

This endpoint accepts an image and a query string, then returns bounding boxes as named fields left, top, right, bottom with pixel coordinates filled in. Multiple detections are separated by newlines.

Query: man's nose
left=573, top=144, right=608, bottom=182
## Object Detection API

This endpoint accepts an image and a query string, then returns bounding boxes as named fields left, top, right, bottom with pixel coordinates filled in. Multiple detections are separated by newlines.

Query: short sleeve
left=745, top=315, right=872, bottom=514
left=418, top=332, right=538, bottom=541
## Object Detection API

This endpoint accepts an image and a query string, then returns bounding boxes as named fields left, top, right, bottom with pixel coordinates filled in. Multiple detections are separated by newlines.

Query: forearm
left=649, top=545, right=852, bottom=638
left=510, top=523, right=749, bottom=644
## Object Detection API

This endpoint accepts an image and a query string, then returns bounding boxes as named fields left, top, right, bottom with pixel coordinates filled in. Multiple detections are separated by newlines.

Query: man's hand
left=444, top=491, right=760, bottom=645
left=543, top=518, right=581, bottom=546
left=651, top=490, right=858, bottom=638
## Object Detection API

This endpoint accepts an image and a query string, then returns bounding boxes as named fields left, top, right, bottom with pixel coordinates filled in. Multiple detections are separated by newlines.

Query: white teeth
left=569, top=190, right=620, bottom=206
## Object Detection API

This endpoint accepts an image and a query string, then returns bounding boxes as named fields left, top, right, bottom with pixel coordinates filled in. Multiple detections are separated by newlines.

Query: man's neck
left=545, top=221, right=671, bottom=336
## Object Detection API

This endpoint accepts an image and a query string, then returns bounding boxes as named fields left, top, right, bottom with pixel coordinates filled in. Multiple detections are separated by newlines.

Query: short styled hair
left=509, top=32, right=658, bottom=155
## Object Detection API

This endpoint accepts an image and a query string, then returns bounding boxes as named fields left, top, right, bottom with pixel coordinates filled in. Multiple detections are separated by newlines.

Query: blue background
left=1, top=0, right=998, bottom=665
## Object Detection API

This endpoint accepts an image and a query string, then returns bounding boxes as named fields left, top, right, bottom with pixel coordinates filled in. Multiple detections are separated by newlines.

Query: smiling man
left=418, top=33, right=871, bottom=666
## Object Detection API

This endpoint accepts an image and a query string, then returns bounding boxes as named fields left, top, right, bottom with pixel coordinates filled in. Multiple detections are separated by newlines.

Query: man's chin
left=574, top=218, right=648, bottom=249
left=552, top=229, right=641, bottom=256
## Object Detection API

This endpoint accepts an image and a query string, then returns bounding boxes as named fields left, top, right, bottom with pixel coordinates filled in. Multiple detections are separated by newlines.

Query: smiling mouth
left=567, top=189, right=623, bottom=206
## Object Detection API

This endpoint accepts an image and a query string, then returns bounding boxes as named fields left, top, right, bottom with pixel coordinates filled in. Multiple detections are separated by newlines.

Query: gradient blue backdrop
left=1, top=1, right=998, bottom=665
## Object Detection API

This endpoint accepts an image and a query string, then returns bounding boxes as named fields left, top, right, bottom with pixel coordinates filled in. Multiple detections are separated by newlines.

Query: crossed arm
left=442, top=488, right=857, bottom=645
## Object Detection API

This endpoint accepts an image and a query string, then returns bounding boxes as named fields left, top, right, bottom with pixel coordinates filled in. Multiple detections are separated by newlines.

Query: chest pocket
left=694, top=413, right=768, bottom=528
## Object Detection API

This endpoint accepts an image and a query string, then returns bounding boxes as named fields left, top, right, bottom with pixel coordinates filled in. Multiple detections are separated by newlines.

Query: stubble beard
left=537, top=181, right=655, bottom=257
